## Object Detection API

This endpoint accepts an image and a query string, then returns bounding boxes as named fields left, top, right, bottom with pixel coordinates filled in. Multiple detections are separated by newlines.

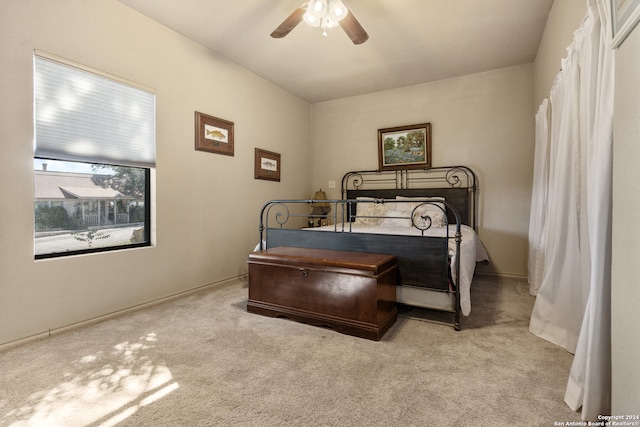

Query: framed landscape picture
left=378, top=123, right=431, bottom=170
left=195, top=111, right=234, bottom=156
left=254, top=148, right=281, bottom=182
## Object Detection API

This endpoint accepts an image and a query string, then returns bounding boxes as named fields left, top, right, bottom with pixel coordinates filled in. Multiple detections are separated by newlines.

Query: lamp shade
left=310, top=189, right=331, bottom=216
left=313, top=189, right=329, bottom=206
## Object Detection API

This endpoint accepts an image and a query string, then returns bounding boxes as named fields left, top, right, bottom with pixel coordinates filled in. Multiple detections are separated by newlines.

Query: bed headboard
left=341, top=166, right=478, bottom=229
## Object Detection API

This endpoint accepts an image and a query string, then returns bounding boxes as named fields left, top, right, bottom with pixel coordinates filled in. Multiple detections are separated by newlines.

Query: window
left=33, top=51, right=155, bottom=258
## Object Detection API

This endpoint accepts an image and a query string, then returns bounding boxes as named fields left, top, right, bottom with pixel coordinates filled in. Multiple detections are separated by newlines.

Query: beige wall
left=533, top=0, right=587, bottom=106
left=0, top=0, right=312, bottom=347
left=612, top=23, right=640, bottom=415
left=311, top=65, right=535, bottom=277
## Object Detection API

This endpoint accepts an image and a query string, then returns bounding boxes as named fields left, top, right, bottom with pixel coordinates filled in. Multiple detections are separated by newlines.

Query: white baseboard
left=475, top=271, right=528, bottom=280
left=0, top=275, right=247, bottom=352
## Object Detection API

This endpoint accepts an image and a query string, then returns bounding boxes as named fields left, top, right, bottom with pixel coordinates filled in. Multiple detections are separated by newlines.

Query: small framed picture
left=378, top=123, right=432, bottom=170
left=254, top=148, right=281, bottom=182
left=195, top=111, right=234, bottom=156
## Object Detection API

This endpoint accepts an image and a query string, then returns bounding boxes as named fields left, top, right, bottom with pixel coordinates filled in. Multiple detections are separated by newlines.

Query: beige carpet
left=0, top=275, right=583, bottom=426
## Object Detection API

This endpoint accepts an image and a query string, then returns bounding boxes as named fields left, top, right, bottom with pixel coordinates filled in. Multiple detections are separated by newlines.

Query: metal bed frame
left=257, top=166, right=478, bottom=330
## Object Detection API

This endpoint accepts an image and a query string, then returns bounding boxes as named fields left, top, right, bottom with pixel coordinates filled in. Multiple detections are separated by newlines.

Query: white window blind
left=34, top=52, right=156, bottom=168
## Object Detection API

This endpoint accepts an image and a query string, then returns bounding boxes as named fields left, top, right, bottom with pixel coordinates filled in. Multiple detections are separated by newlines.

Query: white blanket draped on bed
left=302, top=223, right=489, bottom=316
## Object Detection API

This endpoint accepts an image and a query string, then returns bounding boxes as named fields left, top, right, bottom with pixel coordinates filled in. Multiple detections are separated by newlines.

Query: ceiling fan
left=271, top=0, right=369, bottom=45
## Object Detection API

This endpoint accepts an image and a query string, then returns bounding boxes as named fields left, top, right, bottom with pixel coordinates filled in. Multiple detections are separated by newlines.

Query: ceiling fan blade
left=339, top=9, right=369, bottom=45
left=271, top=6, right=306, bottom=39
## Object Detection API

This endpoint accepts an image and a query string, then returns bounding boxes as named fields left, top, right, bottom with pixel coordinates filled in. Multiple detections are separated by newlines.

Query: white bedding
left=305, top=223, right=489, bottom=316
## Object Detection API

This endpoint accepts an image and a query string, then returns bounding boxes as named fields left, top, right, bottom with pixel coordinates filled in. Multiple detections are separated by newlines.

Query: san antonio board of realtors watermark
left=552, top=414, right=640, bottom=426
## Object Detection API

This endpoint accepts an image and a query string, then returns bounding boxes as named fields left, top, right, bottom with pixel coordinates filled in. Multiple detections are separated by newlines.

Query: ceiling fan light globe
left=307, top=0, right=328, bottom=18
left=303, top=11, right=321, bottom=27
left=328, top=0, right=347, bottom=21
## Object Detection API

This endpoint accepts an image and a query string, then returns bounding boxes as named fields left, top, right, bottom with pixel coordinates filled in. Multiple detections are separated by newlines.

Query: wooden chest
left=247, top=246, right=397, bottom=340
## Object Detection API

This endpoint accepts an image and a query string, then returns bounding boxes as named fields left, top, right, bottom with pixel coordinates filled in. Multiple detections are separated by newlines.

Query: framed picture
left=378, top=123, right=432, bottom=171
left=195, top=111, right=234, bottom=156
left=612, top=0, right=640, bottom=48
left=254, top=148, right=281, bottom=182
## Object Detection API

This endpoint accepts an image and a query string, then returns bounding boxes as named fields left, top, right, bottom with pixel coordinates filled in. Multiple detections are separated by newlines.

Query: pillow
left=380, top=210, right=411, bottom=228
left=395, top=196, right=447, bottom=228
left=353, top=197, right=386, bottom=226
left=395, top=196, right=445, bottom=213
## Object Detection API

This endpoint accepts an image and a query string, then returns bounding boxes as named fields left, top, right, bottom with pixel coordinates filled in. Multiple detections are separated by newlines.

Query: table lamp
left=310, top=189, right=331, bottom=226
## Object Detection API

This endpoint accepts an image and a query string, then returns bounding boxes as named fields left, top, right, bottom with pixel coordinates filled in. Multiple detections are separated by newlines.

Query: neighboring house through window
left=33, top=51, right=155, bottom=258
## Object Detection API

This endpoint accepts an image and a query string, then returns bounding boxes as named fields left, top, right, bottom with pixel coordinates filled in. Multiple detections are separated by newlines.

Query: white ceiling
left=117, top=0, right=554, bottom=103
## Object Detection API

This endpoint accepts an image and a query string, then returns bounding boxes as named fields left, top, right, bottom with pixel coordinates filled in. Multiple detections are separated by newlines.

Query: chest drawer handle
left=301, top=269, right=309, bottom=277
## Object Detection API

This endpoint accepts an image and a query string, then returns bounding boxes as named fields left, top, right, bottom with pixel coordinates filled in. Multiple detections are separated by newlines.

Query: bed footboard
left=266, top=228, right=449, bottom=290
left=257, top=198, right=463, bottom=329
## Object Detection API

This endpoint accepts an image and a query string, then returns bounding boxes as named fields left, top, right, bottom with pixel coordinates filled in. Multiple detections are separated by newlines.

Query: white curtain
left=527, top=98, right=548, bottom=295
left=527, top=0, right=613, bottom=420
left=530, top=44, right=586, bottom=353
left=565, top=0, right=614, bottom=419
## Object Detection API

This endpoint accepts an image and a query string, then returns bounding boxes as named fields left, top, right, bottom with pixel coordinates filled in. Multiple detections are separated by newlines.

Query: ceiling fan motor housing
left=305, top=0, right=347, bottom=28
left=272, top=0, right=368, bottom=45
